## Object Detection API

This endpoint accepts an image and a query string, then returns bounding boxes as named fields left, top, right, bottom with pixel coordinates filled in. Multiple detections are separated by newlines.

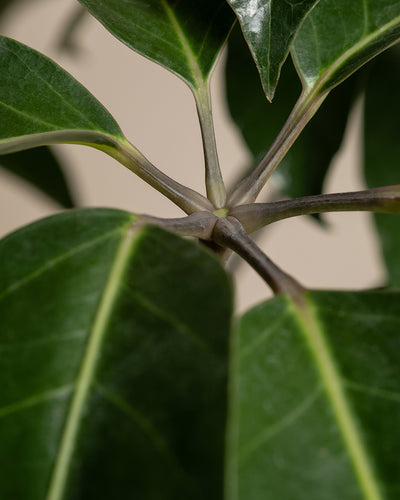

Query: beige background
left=0, top=0, right=386, bottom=312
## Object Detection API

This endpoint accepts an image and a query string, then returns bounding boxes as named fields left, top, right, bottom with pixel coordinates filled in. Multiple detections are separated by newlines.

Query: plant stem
left=195, top=85, right=227, bottom=208
left=135, top=211, right=218, bottom=240
left=227, top=90, right=327, bottom=206
left=105, top=139, right=213, bottom=214
left=212, top=216, right=304, bottom=299
left=231, top=185, right=400, bottom=233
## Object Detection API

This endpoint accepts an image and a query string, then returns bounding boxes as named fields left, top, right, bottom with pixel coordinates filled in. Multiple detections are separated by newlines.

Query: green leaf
left=0, top=36, right=124, bottom=155
left=0, top=209, right=233, bottom=499
left=0, top=146, right=74, bottom=207
left=225, top=0, right=320, bottom=100
left=292, top=0, right=400, bottom=95
left=79, top=0, right=234, bottom=92
left=229, top=290, right=400, bottom=499
left=364, top=46, right=400, bottom=285
left=225, top=25, right=358, bottom=201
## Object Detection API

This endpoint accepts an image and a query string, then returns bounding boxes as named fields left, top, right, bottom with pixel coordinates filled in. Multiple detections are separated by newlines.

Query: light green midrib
left=293, top=297, right=383, bottom=500
left=299, top=13, right=400, bottom=92
left=45, top=221, right=136, bottom=500
left=161, top=0, right=205, bottom=90
left=224, top=323, right=240, bottom=500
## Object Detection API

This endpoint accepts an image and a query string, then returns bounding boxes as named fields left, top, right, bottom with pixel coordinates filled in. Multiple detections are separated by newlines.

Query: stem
left=196, top=85, right=227, bottom=208
left=212, top=216, right=304, bottom=299
left=227, top=90, right=328, bottom=206
left=103, top=139, right=213, bottom=215
left=135, top=211, right=218, bottom=240
left=231, top=185, right=400, bottom=233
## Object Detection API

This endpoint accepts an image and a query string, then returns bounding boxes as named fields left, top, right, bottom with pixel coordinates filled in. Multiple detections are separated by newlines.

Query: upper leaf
left=230, top=290, right=400, bottom=499
left=79, top=0, right=235, bottom=91
left=292, top=0, right=400, bottom=95
left=0, top=209, right=233, bottom=499
left=363, top=46, right=400, bottom=285
left=0, top=36, right=124, bottom=154
left=226, top=0, right=320, bottom=100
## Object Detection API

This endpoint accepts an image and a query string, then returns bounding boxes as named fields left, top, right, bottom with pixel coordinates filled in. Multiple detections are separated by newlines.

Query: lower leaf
left=231, top=290, right=400, bottom=499
left=0, top=209, right=233, bottom=499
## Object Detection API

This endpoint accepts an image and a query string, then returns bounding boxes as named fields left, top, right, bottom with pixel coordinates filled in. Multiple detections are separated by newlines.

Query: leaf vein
left=0, top=385, right=72, bottom=420
left=161, top=0, right=205, bottom=89
left=123, top=284, right=217, bottom=359
left=45, top=221, right=136, bottom=500
left=239, top=385, right=322, bottom=465
left=95, top=383, right=182, bottom=470
left=0, top=227, right=123, bottom=304
left=4, top=45, right=100, bottom=130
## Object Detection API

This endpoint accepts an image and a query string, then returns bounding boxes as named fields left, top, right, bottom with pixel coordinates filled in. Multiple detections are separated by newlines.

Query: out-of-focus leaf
left=79, top=0, right=234, bottom=92
left=225, top=0, right=320, bottom=100
left=292, top=0, right=400, bottom=96
left=0, top=209, right=233, bottom=499
left=0, top=146, right=74, bottom=207
left=225, top=26, right=358, bottom=202
left=57, top=5, right=88, bottom=55
left=229, top=290, right=400, bottom=499
left=0, top=36, right=124, bottom=155
left=364, top=45, right=400, bottom=285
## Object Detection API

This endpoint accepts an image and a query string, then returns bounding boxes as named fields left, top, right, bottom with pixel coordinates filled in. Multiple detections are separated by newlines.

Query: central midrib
left=46, top=221, right=137, bottom=500
left=161, top=0, right=205, bottom=90
left=294, top=296, right=383, bottom=500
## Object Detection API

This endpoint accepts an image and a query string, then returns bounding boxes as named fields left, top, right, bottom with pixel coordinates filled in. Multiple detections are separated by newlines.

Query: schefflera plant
left=1, top=0, right=400, bottom=499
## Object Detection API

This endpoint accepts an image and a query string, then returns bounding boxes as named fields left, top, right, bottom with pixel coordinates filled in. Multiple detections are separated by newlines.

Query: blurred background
left=0, top=0, right=386, bottom=312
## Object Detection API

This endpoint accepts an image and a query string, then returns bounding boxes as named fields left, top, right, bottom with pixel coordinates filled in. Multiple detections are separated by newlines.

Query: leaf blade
left=226, top=0, right=320, bottom=100
left=79, top=0, right=235, bottom=91
left=234, top=290, right=400, bottom=498
left=0, top=36, right=124, bottom=154
left=292, top=0, right=400, bottom=95
left=0, top=209, right=233, bottom=499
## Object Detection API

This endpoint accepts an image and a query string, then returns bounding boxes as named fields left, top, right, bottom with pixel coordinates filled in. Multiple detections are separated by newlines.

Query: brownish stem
left=212, top=216, right=305, bottom=299
left=231, top=185, right=400, bottom=233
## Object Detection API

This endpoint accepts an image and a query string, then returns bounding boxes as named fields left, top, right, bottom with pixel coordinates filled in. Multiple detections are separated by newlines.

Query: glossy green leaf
left=79, top=0, right=234, bottom=91
left=226, top=0, right=320, bottom=100
left=0, top=209, right=232, bottom=499
left=230, top=290, right=400, bottom=499
left=292, top=0, right=400, bottom=95
left=0, top=146, right=74, bottom=207
left=0, top=36, right=124, bottom=155
left=225, top=26, right=358, bottom=201
left=364, top=46, right=400, bottom=285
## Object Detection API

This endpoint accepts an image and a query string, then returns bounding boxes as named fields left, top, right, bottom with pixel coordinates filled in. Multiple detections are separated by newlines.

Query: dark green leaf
left=0, top=209, right=233, bottom=499
left=79, top=0, right=234, bottom=91
left=226, top=0, right=319, bottom=100
left=230, top=290, right=400, bottom=499
left=0, top=146, right=74, bottom=207
left=225, top=26, right=358, bottom=201
left=364, top=46, right=400, bottom=285
left=0, top=36, right=124, bottom=155
left=292, top=0, right=400, bottom=95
